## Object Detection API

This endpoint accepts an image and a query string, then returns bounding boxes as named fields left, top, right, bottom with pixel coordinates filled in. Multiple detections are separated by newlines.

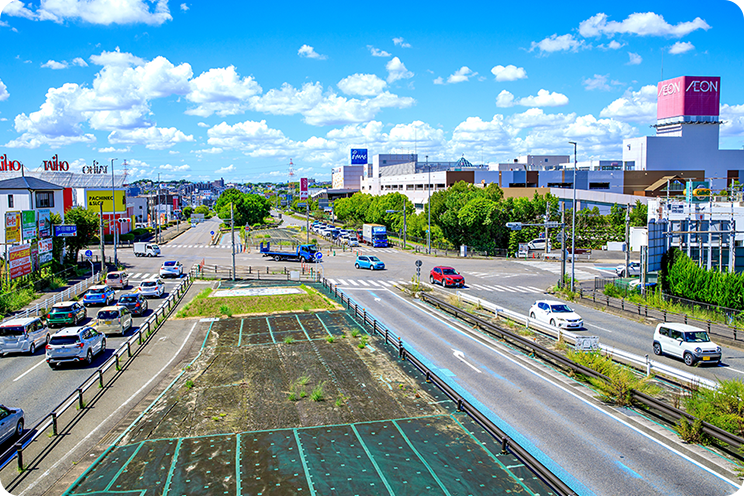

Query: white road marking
left=452, top=349, right=482, bottom=374
left=358, top=280, right=370, bottom=286
left=348, top=280, right=360, bottom=286
left=485, top=285, right=505, bottom=292
left=585, top=323, right=614, bottom=333
left=14, top=358, right=47, bottom=382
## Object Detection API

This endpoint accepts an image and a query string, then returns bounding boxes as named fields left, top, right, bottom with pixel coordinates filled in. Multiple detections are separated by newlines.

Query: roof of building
left=0, top=175, right=63, bottom=190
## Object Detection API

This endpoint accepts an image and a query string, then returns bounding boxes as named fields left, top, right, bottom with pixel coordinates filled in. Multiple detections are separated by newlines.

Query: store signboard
left=86, top=190, right=126, bottom=213
left=38, top=208, right=51, bottom=238
left=9, top=244, right=31, bottom=280
left=300, top=178, right=308, bottom=200
left=5, top=211, right=20, bottom=244
left=54, top=225, right=77, bottom=237
left=21, top=210, right=36, bottom=241
left=657, top=76, right=720, bottom=120
left=39, top=237, right=53, bottom=266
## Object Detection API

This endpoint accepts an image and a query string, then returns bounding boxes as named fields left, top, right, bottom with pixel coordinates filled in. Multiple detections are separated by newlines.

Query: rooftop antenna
left=661, top=48, right=664, bottom=81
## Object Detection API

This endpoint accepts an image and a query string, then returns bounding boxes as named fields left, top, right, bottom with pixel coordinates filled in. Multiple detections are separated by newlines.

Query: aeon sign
left=657, top=76, right=721, bottom=120
left=351, top=148, right=368, bottom=165
left=0, top=154, right=22, bottom=172
left=43, top=154, right=69, bottom=171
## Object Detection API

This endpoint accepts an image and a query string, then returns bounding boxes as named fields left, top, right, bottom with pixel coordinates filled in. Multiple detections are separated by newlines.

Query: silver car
left=46, top=326, right=106, bottom=368
left=0, top=405, right=24, bottom=445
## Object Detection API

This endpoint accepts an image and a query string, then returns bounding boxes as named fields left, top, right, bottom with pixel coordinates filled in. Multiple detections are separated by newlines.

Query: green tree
left=216, top=190, right=271, bottom=226
left=182, top=206, right=193, bottom=218
left=194, top=205, right=210, bottom=217
left=63, top=206, right=101, bottom=263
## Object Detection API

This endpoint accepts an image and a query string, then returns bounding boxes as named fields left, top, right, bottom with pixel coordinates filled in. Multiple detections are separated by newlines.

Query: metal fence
left=193, top=264, right=322, bottom=281
left=319, top=278, right=577, bottom=496
left=0, top=274, right=194, bottom=490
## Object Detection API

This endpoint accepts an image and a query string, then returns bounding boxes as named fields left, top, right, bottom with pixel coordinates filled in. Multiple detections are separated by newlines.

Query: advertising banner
left=54, top=225, right=77, bottom=237
left=39, top=237, right=53, bottom=266
left=351, top=148, right=368, bottom=164
left=9, top=244, right=31, bottom=280
left=21, top=210, right=36, bottom=241
left=86, top=190, right=126, bottom=213
left=38, top=208, right=51, bottom=238
left=657, top=76, right=721, bottom=120
left=5, top=211, right=20, bottom=244
left=685, top=180, right=711, bottom=204
left=300, top=178, right=308, bottom=200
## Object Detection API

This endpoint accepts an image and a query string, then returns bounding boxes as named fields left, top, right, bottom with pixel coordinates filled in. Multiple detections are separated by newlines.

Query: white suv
left=46, top=325, right=106, bottom=368
left=652, top=323, right=722, bottom=366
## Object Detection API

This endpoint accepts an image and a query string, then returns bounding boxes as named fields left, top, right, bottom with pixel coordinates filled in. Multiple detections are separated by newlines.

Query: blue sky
left=0, top=0, right=743, bottom=183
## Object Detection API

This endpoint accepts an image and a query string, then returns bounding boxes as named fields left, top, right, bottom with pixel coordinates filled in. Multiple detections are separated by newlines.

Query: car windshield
left=369, top=257, right=381, bottom=262
left=684, top=331, right=711, bottom=342
left=0, top=326, right=25, bottom=336
left=51, top=305, right=74, bottom=312
left=119, top=295, right=137, bottom=303
left=50, top=335, right=80, bottom=345
left=151, top=245, right=160, bottom=249
left=164, top=261, right=177, bottom=267
left=550, top=305, right=573, bottom=313
left=88, top=288, right=106, bottom=294
left=442, top=269, right=457, bottom=275
left=97, top=311, right=120, bottom=319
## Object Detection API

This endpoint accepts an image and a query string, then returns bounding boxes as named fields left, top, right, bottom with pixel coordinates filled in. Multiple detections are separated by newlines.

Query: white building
left=331, top=165, right=364, bottom=190
left=0, top=176, right=65, bottom=245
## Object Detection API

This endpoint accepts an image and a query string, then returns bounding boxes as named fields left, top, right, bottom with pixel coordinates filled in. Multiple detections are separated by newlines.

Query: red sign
left=9, top=244, right=31, bottom=280
left=300, top=177, right=308, bottom=200
left=173, top=197, right=178, bottom=210
left=0, top=154, right=22, bottom=172
left=657, top=76, right=720, bottom=120
left=43, top=154, right=70, bottom=171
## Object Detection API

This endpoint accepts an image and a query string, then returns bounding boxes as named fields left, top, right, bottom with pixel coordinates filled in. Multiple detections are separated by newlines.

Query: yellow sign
left=5, top=211, right=20, bottom=244
left=86, top=190, right=126, bottom=213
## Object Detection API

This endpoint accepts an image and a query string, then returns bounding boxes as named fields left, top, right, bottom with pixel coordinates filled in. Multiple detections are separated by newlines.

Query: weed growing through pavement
left=311, top=383, right=325, bottom=402
left=358, top=336, right=369, bottom=349
left=185, top=380, right=194, bottom=389
left=326, top=335, right=335, bottom=343
left=351, top=329, right=360, bottom=338
left=284, top=336, right=295, bottom=344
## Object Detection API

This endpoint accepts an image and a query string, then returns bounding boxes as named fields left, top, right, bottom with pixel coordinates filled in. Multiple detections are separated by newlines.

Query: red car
left=430, top=266, right=465, bottom=287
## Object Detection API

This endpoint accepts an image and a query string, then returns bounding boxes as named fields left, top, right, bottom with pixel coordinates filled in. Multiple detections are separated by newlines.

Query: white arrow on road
left=452, top=349, right=482, bottom=373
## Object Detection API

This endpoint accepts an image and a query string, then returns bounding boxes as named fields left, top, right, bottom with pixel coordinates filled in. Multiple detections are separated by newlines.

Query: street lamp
left=386, top=202, right=406, bottom=250
left=111, top=158, right=118, bottom=267
left=568, top=141, right=577, bottom=292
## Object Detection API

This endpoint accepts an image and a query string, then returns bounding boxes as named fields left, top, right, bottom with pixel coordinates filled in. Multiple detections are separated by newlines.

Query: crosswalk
left=162, top=244, right=397, bottom=254
left=513, top=261, right=598, bottom=280
left=165, top=244, right=234, bottom=249
left=129, top=273, right=160, bottom=280
left=326, top=278, right=544, bottom=294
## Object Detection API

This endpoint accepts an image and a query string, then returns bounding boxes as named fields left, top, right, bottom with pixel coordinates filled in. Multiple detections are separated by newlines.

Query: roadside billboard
left=86, top=190, right=126, bottom=213
left=21, top=210, right=36, bottom=241
left=657, top=76, right=721, bottom=120
left=38, top=208, right=51, bottom=238
left=5, top=211, right=20, bottom=244
left=351, top=148, right=368, bottom=164
left=9, top=244, right=31, bottom=280
left=300, top=178, right=308, bottom=200
left=39, top=237, right=53, bottom=266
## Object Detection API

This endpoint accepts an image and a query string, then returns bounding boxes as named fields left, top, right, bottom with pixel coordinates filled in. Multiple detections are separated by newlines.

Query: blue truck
left=260, top=242, right=319, bottom=263
left=362, top=223, right=388, bottom=247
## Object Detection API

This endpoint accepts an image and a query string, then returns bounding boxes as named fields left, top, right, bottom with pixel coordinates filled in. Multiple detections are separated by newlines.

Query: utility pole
left=306, top=199, right=310, bottom=244
left=624, top=204, right=630, bottom=277
left=231, top=202, right=236, bottom=281
left=156, top=173, right=161, bottom=244
left=403, top=199, right=407, bottom=250
left=544, top=202, right=550, bottom=258
left=560, top=204, right=566, bottom=288
left=568, top=141, right=578, bottom=292
left=99, top=203, right=105, bottom=277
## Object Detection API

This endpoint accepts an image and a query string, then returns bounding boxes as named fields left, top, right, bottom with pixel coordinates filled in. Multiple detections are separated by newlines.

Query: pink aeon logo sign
left=657, top=76, right=720, bottom=120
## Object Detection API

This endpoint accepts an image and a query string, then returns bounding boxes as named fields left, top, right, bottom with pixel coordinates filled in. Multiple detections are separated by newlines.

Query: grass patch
left=283, top=336, right=295, bottom=344
left=311, top=383, right=325, bottom=402
left=185, top=380, right=194, bottom=389
left=326, top=335, right=335, bottom=343
left=358, top=336, right=369, bottom=349
left=351, top=329, right=360, bottom=338
left=175, top=285, right=339, bottom=318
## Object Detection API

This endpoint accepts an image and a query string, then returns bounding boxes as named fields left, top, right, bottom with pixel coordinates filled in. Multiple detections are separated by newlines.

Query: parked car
left=94, top=306, right=133, bottom=336
left=136, top=278, right=165, bottom=298
left=118, top=293, right=149, bottom=316
left=0, top=405, right=24, bottom=445
left=355, top=255, right=385, bottom=270
left=615, top=262, right=641, bottom=277
left=529, top=300, right=584, bottom=329
left=105, top=271, right=130, bottom=289
left=429, top=266, right=465, bottom=288
left=46, top=325, right=106, bottom=368
left=652, top=323, right=722, bottom=366
left=0, top=317, right=50, bottom=355
left=159, top=260, right=184, bottom=278
left=47, top=301, right=87, bottom=328
left=83, top=285, right=116, bottom=307
left=527, top=238, right=551, bottom=251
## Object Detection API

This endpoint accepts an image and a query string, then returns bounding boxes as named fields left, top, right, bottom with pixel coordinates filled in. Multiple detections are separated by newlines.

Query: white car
left=46, top=325, right=106, bottom=368
left=0, top=404, right=24, bottom=445
left=159, top=260, right=183, bottom=278
left=136, top=278, right=165, bottom=298
left=529, top=300, right=584, bottom=329
left=527, top=238, right=551, bottom=251
left=615, top=262, right=641, bottom=277
left=346, top=237, right=359, bottom=247
left=652, top=323, right=722, bottom=366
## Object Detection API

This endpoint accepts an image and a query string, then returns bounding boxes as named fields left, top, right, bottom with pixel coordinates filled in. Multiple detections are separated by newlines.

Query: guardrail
left=578, top=287, right=741, bottom=343
left=0, top=272, right=101, bottom=326
left=420, top=291, right=744, bottom=453
left=0, top=274, right=194, bottom=490
left=319, top=278, right=578, bottom=496
left=192, top=264, right=321, bottom=281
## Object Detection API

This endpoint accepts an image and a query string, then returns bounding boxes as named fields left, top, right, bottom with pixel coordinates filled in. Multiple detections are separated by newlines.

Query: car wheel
left=15, top=419, right=23, bottom=437
left=684, top=352, right=695, bottom=367
left=550, top=319, right=556, bottom=327
left=530, top=312, right=536, bottom=319
left=29, top=342, right=36, bottom=355
left=355, top=263, right=360, bottom=269
left=653, top=342, right=662, bottom=356
left=429, top=276, right=434, bottom=284
left=86, top=349, right=93, bottom=365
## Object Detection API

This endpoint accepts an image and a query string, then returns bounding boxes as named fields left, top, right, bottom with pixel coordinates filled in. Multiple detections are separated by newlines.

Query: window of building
left=36, top=191, right=54, bottom=208
left=509, top=183, right=527, bottom=188
left=406, top=184, right=414, bottom=190
left=546, top=182, right=573, bottom=189
left=589, top=182, right=610, bottom=190
left=7, top=195, right=13, bottom=208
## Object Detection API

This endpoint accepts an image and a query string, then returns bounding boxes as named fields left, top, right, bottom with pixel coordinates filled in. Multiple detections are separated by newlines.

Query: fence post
left=127, top=341, right=132, bottom=357
left=15, top=443, right=23, bottom=471
left=621, top=299, right=624, bottom=311
left=385, top=328, right=389, bottom=345
left=98, top=369, right=104, bottom=388
left=707, top=320, right=711, bottom=333
left=398, top=337, right=403, bottom=359
left=77, top=388, right=84, bottom=409
left=646, top=354, right=651, bottom=376
left=663, top=310, right=667, bottom=322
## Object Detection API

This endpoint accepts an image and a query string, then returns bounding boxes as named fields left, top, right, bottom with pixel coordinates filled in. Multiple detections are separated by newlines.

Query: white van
left=0, top=317, right=51, bottom=355
left=652, top=322, right=722, bottom=366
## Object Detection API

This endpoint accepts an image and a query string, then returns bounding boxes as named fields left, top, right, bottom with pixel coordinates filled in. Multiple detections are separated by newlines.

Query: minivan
left=105, top=271, right=130, bottom=290
left=0, top=317, right=50, bottom=355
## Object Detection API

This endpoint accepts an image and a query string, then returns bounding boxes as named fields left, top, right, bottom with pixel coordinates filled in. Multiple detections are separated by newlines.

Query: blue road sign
left=54, top=225, right=77, bottom=237
left=315, top=252, right=323, bottom=261
left=210, top=231, right=215, bottom=235
left=84, top=250, right=93, bottom=258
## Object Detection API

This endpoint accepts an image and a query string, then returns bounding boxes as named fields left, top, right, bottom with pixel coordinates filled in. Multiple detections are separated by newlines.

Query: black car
left=117, top=293, right=149, bottom=316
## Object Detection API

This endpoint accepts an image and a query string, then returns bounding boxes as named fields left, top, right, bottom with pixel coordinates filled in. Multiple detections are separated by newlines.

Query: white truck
left=133, top=242, right=161, bottom=257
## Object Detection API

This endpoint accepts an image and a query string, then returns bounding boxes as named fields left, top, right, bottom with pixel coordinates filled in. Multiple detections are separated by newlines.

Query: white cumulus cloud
left=216, top=164, right=236, bottom=174
left=579, top=12, right=710, bottom=38
left=6, top=0, right=173, bottom=25
left=491, top=64, right=527, bottom=82
left=446, top=66, right=476, bottom=84
left=669, top=41, right=695, bottom=54
left=298, top=45, right=327, bottom=60
left=185, top=65, right=262, bottom=117
left=386, top=57, right=413, bottom=84
left=530, top=34, right=584, bottom=54
left=180, top=3, right=189, bottom=11
left=497, top=89, right=569, bottom=108
left=0, top=79, right=9, bottom=101
left=159, top=163, right=191, bottom=171
left=582, top=74, right=622, bottom=91
left=108, top=126, right=194, bottom=150
left=599, top=85, right=657, bottom=124
left=72, top=57, right=88, bottom=67
left=42, top=59, right=68, bottom=69
left=367, top=46, right=391, bottom=57
left=393, top=37, right=411, bottom=48
left=337, top=74, right=387, bottom=96
left=627, top=52, right=643, bottom=65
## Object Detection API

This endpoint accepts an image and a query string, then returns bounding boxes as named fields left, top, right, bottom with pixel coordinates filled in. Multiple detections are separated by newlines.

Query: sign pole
left=231, top=202, right=236, bottom=281
left=99, top=203, right=105, bottom=277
